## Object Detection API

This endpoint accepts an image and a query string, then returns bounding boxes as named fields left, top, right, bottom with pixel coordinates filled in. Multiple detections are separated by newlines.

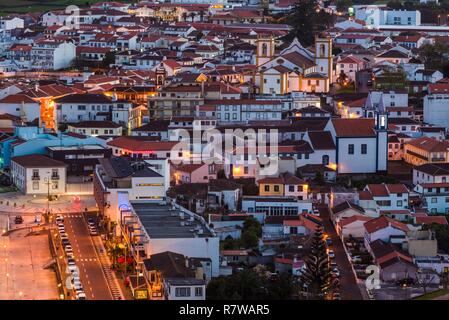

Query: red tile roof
left=338, top=215, right=372, bottom=228
left=331, top=118, right=376, bottom=137
left=107, top=137, right=177, bottom=152
left=428, top=83, right=449, bottom=94
left=364, top=216, right=409, bottom=234
left=415, top=216, right=448, bottom=225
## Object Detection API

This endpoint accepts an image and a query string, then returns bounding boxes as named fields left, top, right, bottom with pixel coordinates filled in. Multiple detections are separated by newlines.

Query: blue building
left=0, top=126, right=108, bottom=169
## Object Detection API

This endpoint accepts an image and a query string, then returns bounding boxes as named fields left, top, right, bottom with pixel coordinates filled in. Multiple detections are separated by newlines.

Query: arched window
left=320, top=44, right=326, bottom=57
left=261, top=43, right=268, bottom=56
left=322, top=155, right=329, bottom=165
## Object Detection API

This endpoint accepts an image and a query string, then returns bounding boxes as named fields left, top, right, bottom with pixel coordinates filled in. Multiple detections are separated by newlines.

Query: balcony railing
left=51, top=175, right=59, bottom=180
left=32, top=176, right=40, bottom=181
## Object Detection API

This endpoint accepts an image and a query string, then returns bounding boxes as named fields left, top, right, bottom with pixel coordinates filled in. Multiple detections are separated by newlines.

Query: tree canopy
left=284, top=0, right=335, bottom=47
left=206, top=269, right=295, bottom=300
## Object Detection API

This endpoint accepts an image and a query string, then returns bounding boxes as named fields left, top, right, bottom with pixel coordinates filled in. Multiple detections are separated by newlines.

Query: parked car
left=328, top=250, right=335, bottom=259
left=326, top=238, right=333, bottom=246
left=332, top=268, right=340, bottom=277
left=56, top=215, right=64, bottom=223
left=76, top=292, right=86, bottom=300
left=64, top=245, right=73, bottom=254
left=14, top=216, right=23, bottom=224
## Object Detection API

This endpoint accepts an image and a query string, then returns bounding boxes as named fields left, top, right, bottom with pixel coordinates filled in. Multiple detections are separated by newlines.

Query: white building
left=413, top=163, right=449, bottom=186
left=11, top=154, right=67, bottom=195
left=325, top=114, right=388, bottom=174
left=0, top=17, right=24, bottom=31
left=55, top=94, right=132, bottom=124
left=0, top=94, right=40, bottom=124
left=212, top=99, right=283, bottom=123
left=242, top=196, right=313, bottom=223
left=355, top=7, right=421, bottom=28
left=424, top=84, right=449, bottom=131
left=31, top=40, right=76, bottom=71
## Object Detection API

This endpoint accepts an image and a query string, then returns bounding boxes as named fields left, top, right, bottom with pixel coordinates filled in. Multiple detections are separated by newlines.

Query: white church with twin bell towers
left=254, top=34, right=333, bottom=94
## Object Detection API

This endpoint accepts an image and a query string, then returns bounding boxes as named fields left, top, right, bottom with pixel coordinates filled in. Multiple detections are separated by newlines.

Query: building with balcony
left=11, top=154, right=67, bottom=195
left=403, top=136, right=449, bottom=166
left=414, top=182, right=449, bottom=214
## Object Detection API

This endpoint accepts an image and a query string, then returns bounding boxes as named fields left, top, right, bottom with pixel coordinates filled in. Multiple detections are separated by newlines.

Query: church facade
left=254, top=35, right=333, bottom=94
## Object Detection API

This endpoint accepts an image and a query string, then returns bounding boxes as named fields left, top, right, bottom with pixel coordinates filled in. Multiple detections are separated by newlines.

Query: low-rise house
left=257, top=172, right=308, bottom=200
left=242, top=196, right=313, bottom=223
left=336, top=215, right=373, bottom=239
left=364, top=216, right=409, bottom=250
left=207, top=179, right=242, bottom=212
left=369, top=239, right=418, bottom=282
left=67, top=121, right=123, bottom=137
left=331, top=201, right=366, bottom=223
left=364, top=183, right=410, bottom=211
left=172, top=163, right=218, bottom=184
left=11, top=154, right=67, bottom=195
left=414, top=182, right=449, bottom=214
left=413, top=163, right=449, bottom=186
left=143, top=251, right=208, bottom=300
left=208, top=214, right=247, bottom=240
left=404, top=136, right=449, bottom=166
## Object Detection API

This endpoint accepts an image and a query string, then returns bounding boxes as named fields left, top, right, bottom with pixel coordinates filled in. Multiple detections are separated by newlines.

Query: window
left=322, top=155, right=329, bottom=165
left=32, top=169, right=39, bottom=178
left=274, top=185, right=280, bottom=192
left=175, top=287, right=191, bottom=297
left=33, top=181, right=39, bottom=190
left=244, top=167, right=248, bottom=174
left=264, top=185, right=270, bottom=192
left=361, top=144, right=367, bottom=154
left=289, top=186, right=295, bottom=192
left=298, top=185, right=303, bottom=192
left=397, top=200, right=403, bottom=207
left=348, top=144, right=354, bottom=155
left=195, top=287, right=203, bottom=297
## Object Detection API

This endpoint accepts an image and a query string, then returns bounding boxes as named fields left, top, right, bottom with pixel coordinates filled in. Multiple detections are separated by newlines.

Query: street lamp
left=44, top=174, right=52, bottom=218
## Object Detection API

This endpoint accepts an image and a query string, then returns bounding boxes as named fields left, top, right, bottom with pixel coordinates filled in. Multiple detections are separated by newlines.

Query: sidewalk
left=0, top=192, right=97, bottom=214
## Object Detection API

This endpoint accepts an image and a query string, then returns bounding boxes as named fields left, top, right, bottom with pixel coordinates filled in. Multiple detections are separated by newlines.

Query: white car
left=312, top=209, right=320, bottom=216
left=65, top=245, right=73, bottom=254
left=328, top=250, right=335, bottom=259
left=76, top=292, right=86, bottom=300
left=332, top=268, right=340, bottom=277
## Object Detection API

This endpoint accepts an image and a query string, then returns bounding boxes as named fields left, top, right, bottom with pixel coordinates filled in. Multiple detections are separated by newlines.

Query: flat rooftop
left=131, top=202, right=213, bottom=239
left=47, top=144, right=107, bottom=151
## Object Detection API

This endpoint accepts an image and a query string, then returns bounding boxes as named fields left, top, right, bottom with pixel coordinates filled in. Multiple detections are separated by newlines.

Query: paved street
left=0, top=229, right=58, bottom=300
left=0, top=193, right=97, bottom=215
left=318, top=205, right=364, bottom=300
left=62, top=213, right=113, bottom=300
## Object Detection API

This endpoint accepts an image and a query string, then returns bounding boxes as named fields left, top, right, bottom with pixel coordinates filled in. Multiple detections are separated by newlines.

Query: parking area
left=0, top=227, right=59, bottom=300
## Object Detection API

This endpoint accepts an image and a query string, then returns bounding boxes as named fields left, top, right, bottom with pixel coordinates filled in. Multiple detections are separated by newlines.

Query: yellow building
left=258, top=177, right=285, bottom=196
left=257, top=173, right=309, bottom=200
left=404, top=137, right=449, bottom=166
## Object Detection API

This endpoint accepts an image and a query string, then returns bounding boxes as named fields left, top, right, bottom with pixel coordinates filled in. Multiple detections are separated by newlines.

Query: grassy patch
left=414, top=288, right=449, bottom=300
